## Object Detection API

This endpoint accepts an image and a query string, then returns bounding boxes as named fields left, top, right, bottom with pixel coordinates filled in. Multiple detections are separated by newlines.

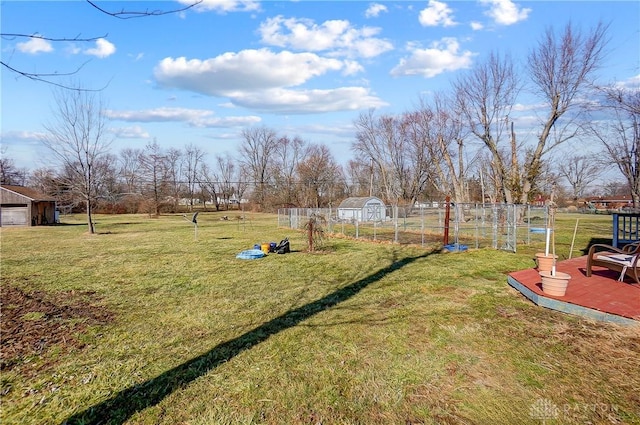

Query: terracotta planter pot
left=539, top=270, right=571, bottom=297
left=535, top=253, right=558, bottom=272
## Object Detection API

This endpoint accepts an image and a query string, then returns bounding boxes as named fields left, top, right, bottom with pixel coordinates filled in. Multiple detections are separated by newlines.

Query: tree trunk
left=86, top=199, right=95, bottom=234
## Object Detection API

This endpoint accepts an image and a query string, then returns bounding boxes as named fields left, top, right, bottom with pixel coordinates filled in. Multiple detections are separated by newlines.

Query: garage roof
left=1, top=185, right=56, bottom=202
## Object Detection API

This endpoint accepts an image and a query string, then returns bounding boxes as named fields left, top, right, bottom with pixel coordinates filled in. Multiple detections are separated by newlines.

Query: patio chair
left=586, top=241, right=640, bottom=284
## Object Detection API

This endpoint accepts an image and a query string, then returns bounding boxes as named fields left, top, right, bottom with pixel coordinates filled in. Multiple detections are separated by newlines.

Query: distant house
left=585, top=196, right=635, bottom=211
left=337, top=196, right=386, bottom=222
left=0, top=185, right=57, bottom=227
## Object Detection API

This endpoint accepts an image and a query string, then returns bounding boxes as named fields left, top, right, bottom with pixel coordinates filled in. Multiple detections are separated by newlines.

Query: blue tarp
left=236, top=249, right=266, bottom=260
left=443, top=243, right=468, bottom=252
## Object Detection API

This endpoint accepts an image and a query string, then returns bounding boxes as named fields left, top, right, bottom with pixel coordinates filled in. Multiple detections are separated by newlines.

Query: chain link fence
left=278, top=203, right=551, bottom=252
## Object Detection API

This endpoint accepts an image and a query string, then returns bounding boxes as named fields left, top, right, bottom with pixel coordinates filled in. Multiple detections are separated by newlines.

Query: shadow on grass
left=580, top=237, right=614, bottom=255
left=62, top=248, right=440, bottom=425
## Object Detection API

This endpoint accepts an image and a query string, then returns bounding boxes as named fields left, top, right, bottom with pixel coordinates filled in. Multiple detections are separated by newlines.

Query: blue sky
left=2, top=0, right=639, bottom=171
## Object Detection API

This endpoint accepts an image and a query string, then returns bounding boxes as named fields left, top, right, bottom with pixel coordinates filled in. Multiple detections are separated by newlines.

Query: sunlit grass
left=0, top=211, right=638, bottom=424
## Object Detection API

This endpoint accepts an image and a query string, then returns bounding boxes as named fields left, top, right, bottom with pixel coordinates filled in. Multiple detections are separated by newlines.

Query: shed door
left=365, top=204, right=382, bottom=221
left=1, top=206, right=29, bottom=226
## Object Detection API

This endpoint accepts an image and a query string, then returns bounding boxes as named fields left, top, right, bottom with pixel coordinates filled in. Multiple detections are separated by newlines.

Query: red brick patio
left=508, top=256, right=640, bottom=325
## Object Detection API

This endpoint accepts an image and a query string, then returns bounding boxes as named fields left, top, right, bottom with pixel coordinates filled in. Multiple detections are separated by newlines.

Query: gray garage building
left=0, top=185, right=57, bottom=227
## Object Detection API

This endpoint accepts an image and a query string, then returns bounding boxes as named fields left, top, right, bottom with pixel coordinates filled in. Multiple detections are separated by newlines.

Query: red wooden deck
left=508, top=256, right=640, bottom=325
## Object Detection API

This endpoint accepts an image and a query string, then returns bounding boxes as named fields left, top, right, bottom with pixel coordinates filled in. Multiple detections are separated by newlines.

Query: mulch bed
left=0, top=285, right=114, bottom=371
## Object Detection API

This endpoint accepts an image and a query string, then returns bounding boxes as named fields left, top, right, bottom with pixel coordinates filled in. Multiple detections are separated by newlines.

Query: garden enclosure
left=278, top=203, right=553, bottom=252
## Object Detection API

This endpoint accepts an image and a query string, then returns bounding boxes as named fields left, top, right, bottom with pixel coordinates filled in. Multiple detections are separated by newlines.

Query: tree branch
left=85, top=0, right=203, bottom=19
left=1, top=60, right=110, bottom=91
left=2, top=1, right=203, bottom=89
left=1, top=33, right=107, bottom=42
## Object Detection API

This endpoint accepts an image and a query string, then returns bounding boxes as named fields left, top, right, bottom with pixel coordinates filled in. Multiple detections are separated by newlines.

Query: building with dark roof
left=0, top=185, right=57, bottom=227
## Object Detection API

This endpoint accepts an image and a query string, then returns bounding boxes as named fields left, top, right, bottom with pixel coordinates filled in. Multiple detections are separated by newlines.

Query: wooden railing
left=612, top=213, right=640, bottom=248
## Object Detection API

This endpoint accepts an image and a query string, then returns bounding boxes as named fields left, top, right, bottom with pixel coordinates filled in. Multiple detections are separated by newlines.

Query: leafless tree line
left=2, top=22, right=638, bottom=234
left=351, top=22, right=636, bottom=208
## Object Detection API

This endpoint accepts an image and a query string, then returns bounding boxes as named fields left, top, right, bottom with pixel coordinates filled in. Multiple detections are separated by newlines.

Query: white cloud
left=390, top=38, right=474, bottom=78
left=470, top=21, right=484, bottom=31
left=258, top=16, right=393, bottom=58
left=154, top=49, right=386, bottom=114
left=128, top=52, right=144, bottom=61
left=297, top=122, right=356, bottom=138
left=155, top=49, right=345, bottom=94
left=1, top=130, right=47, bottom=142
left=189, top=115, right=262, bottom=127
left=66, top=44, right=82, bottom=55
left=105, top=107, right=210, bottom=122
left=365, top=3, right=388, bottom=18
left=109, top=126, right=151, bottom=139
left=616, top=74, right=640, bottom=90
left=104, top=107, right=261, bottom=128
left=16, top=37, right=53, bottom=54
left=419, top=0, right=456, bottom=27
left=84, top=38, right=116, bottom=58
left=229, top=87, right=388, bottom=114
left=480, top=0, right=531, bottom=25
left=342, top=60, right=365, bottom=76
left=178, top=0, right=260, bottom=13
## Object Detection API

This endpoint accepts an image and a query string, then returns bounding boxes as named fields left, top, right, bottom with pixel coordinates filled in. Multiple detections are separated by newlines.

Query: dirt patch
left=0, top=285, right=114, bottom=371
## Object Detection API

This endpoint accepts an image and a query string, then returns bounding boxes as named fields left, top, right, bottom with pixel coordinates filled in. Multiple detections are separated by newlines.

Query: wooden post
left=443, top=196, right=450, bottom=245
left=308, top=218, right=314, bottom=252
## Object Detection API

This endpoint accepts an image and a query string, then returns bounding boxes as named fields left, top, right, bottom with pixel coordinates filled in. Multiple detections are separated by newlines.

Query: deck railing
left=612, top=212, right=640, bottom=248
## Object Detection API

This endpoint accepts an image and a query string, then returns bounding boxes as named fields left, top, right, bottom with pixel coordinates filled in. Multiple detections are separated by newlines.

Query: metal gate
left=489, top=204, right=519, bottom=252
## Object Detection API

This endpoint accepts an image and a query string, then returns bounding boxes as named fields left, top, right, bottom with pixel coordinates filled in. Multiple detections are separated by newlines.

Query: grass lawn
left=1, top=212, right=638, bottom=425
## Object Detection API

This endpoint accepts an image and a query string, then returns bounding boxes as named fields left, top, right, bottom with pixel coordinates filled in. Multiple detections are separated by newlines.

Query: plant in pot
left=538, top=185, right=571, bottom=296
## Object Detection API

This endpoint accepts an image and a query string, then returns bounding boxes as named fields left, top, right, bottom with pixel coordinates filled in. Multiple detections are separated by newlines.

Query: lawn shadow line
left=62, top=248, right=439, bottom=425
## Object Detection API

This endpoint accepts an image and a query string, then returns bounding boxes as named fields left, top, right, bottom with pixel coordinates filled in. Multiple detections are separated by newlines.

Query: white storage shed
left=337, top=197, right=386, bottom=222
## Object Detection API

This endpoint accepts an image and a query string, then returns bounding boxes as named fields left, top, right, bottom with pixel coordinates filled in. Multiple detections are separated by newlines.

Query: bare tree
left=198, top=163, right=220, bottom=211
left=344, top=159, right=375, bottom=197
left=296, top=144, right=342, bottom=208
left=165, top=147, right=183, bottom=212
left=352, top=109, right=435, bottom=206
left=95, top=153, right=121, bottom=208
left=234, top=163, right=251, bottom=209
left=476, top=152, right=502, bottom=203
left=408, top=94, right=472, bottom=206
left=238, top=126, right=278, bottom=209
left=556, top=154, right=602, bottom=199
left=524, top=22, right=608, bottom=201
left=272, top=135, right=306, bottom=207
left=41, top=87, right=112, bottom=233
left=215, top=153, right=237, bottom=210
left=454, top=23, right=607, bottom=204
left=118, top=148, right=143, bottom=194
left=453, top=52, right=520, bottom=203
left=0, top=148, right=28, bottom=185
left=139, top=140, right=169, bottom=216
left=589, top=85, right=640, bottom=206
left=182, top=144, right=206, bottom=211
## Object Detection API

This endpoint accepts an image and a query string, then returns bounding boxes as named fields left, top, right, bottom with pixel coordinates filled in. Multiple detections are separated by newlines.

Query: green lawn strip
left=0, top=212, right=638, bottom=424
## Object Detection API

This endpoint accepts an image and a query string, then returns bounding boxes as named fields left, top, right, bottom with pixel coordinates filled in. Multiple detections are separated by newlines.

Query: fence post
left=492, top=204, right=498, bottom=250
left=421, top=205, right=425, bottom=247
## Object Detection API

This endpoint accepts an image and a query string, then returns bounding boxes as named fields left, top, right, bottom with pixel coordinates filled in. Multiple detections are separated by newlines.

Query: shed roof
left=338, top=196, right=384, bottom=209
left=1, top=185, right=56, bottom=202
